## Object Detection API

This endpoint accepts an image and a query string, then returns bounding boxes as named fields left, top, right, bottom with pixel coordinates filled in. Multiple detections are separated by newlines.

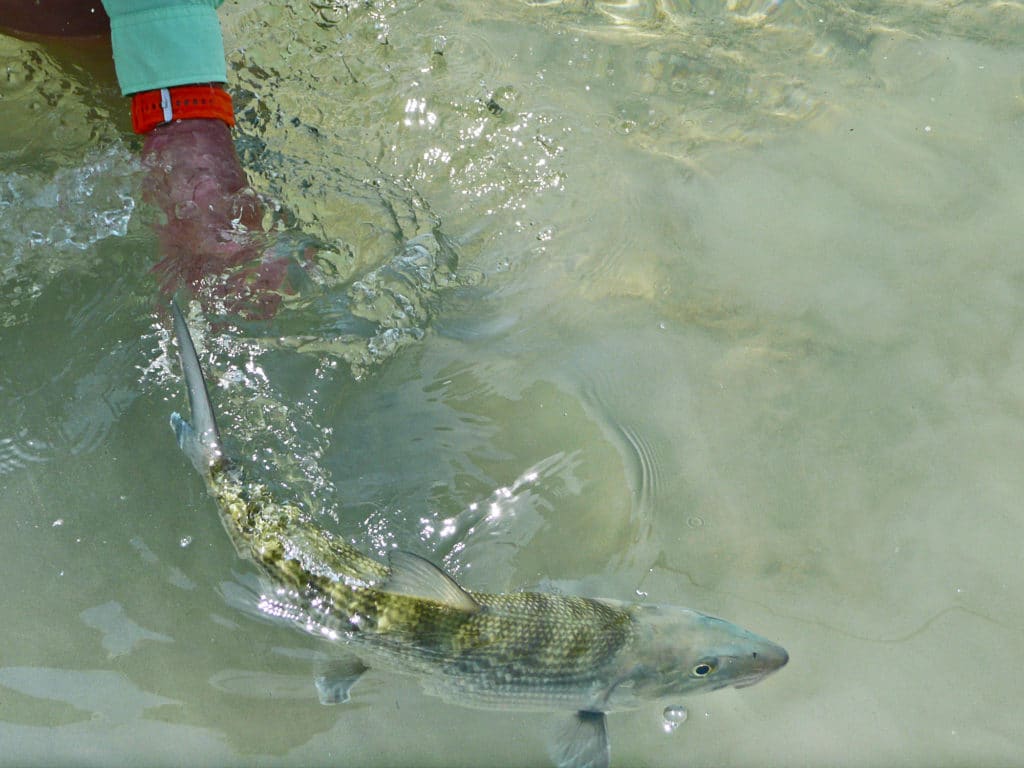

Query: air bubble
left=662, top=705, right=688, bottom=733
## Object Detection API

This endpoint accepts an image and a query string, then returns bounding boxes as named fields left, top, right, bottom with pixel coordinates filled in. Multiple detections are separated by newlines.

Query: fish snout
left=732, top=640, right=788, bottom=688
left=756, top=640, right=789, bottom=671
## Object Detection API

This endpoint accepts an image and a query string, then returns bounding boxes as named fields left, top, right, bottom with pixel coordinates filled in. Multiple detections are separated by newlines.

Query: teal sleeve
left=101, top=0, right=227, bottom=95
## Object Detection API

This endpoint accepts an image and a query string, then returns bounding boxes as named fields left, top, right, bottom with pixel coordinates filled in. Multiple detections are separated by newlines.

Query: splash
left=0, top=146, right=138, bottom=328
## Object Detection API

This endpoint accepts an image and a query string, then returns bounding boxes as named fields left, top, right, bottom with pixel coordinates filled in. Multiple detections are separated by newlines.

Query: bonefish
left=167, top=300, right=787, bottom=768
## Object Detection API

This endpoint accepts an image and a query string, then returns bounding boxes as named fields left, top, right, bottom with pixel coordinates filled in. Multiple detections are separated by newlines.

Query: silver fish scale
left=348, top=593, right=636, bottom=710
left=207, top=462, right=638, bottom=708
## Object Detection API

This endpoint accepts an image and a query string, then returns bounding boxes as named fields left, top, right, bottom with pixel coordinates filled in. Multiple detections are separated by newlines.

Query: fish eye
left=691, top=660, right=717, bottom=677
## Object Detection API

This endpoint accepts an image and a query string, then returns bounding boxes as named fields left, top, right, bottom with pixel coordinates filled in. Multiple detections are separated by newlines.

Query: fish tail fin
left=169, top=299, right=223, bottom=475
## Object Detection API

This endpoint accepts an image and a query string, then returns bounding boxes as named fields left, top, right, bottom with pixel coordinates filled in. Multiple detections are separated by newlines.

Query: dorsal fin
left=380, top=550, right=480, bottom=613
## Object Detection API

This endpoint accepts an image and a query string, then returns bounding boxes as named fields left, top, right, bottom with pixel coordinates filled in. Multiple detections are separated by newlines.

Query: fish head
left=609, top=602, right=788, bottom=703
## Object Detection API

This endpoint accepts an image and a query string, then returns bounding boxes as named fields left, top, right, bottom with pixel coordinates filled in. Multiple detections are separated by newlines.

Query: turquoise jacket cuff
left=101, top=1, right=227, bottom=95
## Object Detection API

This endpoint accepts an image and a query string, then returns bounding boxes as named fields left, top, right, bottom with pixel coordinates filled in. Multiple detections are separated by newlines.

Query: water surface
left=2, top=1, right=1023, bottom=765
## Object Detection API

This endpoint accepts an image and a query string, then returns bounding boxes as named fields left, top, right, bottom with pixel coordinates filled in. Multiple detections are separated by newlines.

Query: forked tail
left=169, top=300, right=224, bottom=474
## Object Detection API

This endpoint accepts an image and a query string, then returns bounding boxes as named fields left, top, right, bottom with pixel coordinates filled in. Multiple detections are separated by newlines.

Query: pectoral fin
left=313, top=657, right=369, bottom=705
left=550, top=710, right=610, bottom=768
left=380, top=550, right=480, bottom=613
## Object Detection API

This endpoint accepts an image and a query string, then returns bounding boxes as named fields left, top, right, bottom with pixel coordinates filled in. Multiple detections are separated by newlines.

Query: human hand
left=142, top=118, right=298, bottom=318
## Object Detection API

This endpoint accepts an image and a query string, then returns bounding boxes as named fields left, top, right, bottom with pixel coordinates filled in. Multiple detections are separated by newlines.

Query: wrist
left=142, top=118, right=249, bottom=201
left=130, top=83, right=234, bottom=134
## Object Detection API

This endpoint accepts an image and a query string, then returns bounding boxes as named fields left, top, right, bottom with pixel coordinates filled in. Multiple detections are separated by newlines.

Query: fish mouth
left=732, top=674, right=769, bottom=689
left=732, top=642, right=789, bottom=688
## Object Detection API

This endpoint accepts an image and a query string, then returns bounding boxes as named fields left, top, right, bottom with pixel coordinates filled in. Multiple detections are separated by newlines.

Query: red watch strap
left=130, top=84, right=235, bottom=134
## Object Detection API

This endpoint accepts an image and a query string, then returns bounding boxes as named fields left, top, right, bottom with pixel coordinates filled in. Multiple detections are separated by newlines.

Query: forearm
left=2, top=0, right=278, bottom=315
left=143, top=118, right=260, bottom=278
left=105, top=2, right=280, bottom=315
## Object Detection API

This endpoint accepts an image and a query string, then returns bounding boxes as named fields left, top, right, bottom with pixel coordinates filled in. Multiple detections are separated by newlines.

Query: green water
left=2, top=1, right=1023, bottom=765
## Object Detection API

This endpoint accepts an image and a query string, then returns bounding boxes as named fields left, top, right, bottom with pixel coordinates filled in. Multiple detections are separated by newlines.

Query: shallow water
left=2, top=1, right=1024, bottom=765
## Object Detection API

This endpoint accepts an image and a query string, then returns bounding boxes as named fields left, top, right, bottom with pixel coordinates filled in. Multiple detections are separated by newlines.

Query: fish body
left=168, top=301, right=787, bottom=767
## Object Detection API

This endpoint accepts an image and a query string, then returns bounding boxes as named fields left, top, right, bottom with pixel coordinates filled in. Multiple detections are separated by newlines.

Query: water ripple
left=0, top=147, right=138, bottom=329
left=0, top=430, right=49, bottom=476
left=434, top=451, right=583, bottom=583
